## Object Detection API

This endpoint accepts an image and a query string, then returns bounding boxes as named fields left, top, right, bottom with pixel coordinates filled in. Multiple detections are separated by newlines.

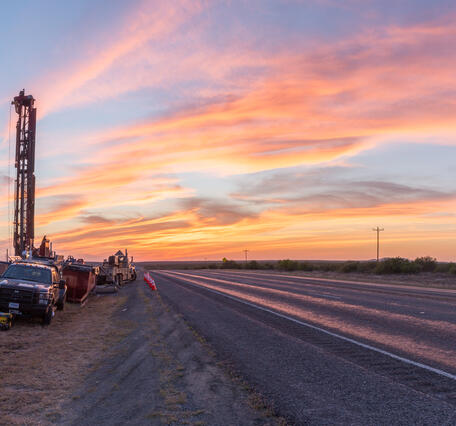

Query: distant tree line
left=140, top=256, right=456, bottom=275
left=198, top=256, right=456, bottom=275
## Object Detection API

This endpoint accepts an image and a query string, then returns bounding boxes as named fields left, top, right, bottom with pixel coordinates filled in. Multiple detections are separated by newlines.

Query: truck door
left=52, top=269, right=60, bottom=302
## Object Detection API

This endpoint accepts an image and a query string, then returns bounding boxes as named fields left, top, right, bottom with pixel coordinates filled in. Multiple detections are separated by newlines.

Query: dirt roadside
left=0, top=291, right=129, bottom=425
left=1, top=275, right=283, bottom=426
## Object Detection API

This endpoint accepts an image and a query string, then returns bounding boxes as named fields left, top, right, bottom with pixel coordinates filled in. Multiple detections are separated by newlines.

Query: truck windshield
left=2, top=264, right=52, bottom=284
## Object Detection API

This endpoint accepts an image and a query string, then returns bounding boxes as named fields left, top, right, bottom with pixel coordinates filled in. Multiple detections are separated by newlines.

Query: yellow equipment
left=0, top=312, right=13, bottom=330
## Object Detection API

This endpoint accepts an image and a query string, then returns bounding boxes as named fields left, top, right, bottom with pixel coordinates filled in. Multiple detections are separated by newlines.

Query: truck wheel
left=115, top=275, right=121, bottom=288
left=57, top=294, right=66, bottom=311
left=42, top=308, right=54, bottom=325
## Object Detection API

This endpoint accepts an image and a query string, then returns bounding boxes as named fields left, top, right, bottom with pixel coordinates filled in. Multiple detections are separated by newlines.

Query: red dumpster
left=62, top=264, right=97, bottom=303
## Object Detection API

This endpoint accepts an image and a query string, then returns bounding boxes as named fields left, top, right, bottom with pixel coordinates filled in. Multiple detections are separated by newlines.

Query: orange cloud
left=34, top=0, right=203, bottom=118
left=5, top=10, right=456, bottom=261
left=41, top=191, right=456, bottom=261
left=75, top=16, right=456, bottom=181
left=36, top=198, right=89, bottom=227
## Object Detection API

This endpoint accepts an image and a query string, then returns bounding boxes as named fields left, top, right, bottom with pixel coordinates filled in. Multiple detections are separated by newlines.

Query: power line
left=243, top=249, right=249, bottom=262
left=372, top=227, right=384, bottom=262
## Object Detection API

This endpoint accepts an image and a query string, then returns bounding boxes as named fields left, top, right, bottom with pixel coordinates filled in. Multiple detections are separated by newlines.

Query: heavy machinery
left=2, top=91, right=135, bottom=323
left=0, top=91, right=68, bottom=326
left=12, top=90, right=36, bottom=258
left=97, top=249, right=136, bottom=288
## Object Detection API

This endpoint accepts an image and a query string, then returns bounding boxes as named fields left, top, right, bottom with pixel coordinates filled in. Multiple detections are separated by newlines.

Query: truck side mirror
left=59, top=279, right=66, bottom=289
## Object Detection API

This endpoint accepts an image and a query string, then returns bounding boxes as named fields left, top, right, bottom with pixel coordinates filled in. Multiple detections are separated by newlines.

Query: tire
left=57, top=294, right=66, bottom=311
left=115, top=274, right=122, bottom=288
left=42, top=307, right=54, bottom=325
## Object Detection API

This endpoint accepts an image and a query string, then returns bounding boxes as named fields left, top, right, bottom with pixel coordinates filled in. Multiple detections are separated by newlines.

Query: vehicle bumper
left=0, top=302, right=48, bottom=317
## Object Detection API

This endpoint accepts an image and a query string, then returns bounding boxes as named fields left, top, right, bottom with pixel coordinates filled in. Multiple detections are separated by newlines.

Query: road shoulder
left=64, top=279, right=283, bottom=425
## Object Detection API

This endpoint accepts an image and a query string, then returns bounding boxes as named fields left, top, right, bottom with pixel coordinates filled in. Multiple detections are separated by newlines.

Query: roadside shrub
left=449, top=264, right=456, bottom=275
left=208, top=263, right=218, bottom=269
left=263, top=262, right=274, bottom=270
left=338, top=261, right=359, bottom=273
left=414, top=256, right=437, bottom=272
left=194, top=263, right=207, bottom=269
left=374, top=257, right=422, bottom=274
left=434, top=262, right=450, bottom=273
left=356, top=261, right=377, bottom=273
left=221, top=258, right=240, bottom=269
left=245, top=260, right=259, bottom=270
left=277, top=259, right=299, bottom=271
left=316, top=262, right=339, bottom=272
left=298, top=262, right=314, bottom=271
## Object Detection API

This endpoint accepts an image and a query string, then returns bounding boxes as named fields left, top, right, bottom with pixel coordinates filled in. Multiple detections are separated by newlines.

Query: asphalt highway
left=151, top=269, right=456, bottom=425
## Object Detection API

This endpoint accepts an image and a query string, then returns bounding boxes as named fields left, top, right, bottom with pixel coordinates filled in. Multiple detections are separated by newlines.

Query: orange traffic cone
left=144, top=272, right=157, bottom=291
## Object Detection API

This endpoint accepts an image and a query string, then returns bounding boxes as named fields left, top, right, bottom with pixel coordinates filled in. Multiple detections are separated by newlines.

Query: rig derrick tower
left=12, top=90, right=36, bottom=257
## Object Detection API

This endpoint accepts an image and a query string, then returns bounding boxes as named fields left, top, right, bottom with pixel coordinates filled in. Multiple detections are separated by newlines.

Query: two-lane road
left=152, top=269, right=456, bottom=425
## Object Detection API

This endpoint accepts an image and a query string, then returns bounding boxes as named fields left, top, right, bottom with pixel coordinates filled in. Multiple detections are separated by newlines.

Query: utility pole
left=243, top=249, right=249, bottom=262
left=372, top=227, right=384, bottom=262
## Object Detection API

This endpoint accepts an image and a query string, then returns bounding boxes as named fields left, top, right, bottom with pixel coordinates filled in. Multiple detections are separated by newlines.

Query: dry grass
left=0, top=293, right=127, bottom=425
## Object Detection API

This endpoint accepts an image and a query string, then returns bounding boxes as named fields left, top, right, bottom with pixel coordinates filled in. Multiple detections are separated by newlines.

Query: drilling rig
left=12, top=90, right=36, bottom=257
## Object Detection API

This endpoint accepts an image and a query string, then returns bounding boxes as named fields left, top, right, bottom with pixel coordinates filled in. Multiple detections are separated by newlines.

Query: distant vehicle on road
left=0, top=260, right=67, bottom=325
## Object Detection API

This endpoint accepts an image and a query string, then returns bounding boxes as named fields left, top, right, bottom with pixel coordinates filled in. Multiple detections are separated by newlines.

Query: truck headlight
left=39, top=293, right=49, bottom=305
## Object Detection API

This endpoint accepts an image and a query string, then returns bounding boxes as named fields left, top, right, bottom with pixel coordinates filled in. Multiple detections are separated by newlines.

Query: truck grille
left=0, top=287, right=34, bottom=304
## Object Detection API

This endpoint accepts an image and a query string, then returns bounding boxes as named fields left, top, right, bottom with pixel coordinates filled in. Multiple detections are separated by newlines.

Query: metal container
left=62, top=264, right=97, bottom=303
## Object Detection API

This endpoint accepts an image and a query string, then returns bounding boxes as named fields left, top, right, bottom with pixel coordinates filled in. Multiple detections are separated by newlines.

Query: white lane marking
left=200, top=271, right=343, bottom=300
left=313, top=294, right=342, bottom=300
left=211, top=270, right=456, bottom=296
left=167, top=270, right=343, bottom=302
left=157, top=270, right=456, bottom=382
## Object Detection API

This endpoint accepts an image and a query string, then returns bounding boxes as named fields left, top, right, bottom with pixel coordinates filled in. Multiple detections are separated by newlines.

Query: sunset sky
left=0, top=0, right=455, bottom=261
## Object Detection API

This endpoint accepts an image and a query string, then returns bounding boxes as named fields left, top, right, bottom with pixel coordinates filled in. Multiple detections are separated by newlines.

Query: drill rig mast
left=12, top=90, right=36, bottom=257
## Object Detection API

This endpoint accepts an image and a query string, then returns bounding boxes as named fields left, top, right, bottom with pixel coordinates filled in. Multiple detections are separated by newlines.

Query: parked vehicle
left=0, top=260, right=67, bottom=325
left=97, top=249, right=136, bottom=288
left=0, top=261, right=9, bottom=276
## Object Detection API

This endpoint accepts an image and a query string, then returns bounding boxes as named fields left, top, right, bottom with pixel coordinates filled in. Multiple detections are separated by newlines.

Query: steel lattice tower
left=12, top=90, right=36, bottom=257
